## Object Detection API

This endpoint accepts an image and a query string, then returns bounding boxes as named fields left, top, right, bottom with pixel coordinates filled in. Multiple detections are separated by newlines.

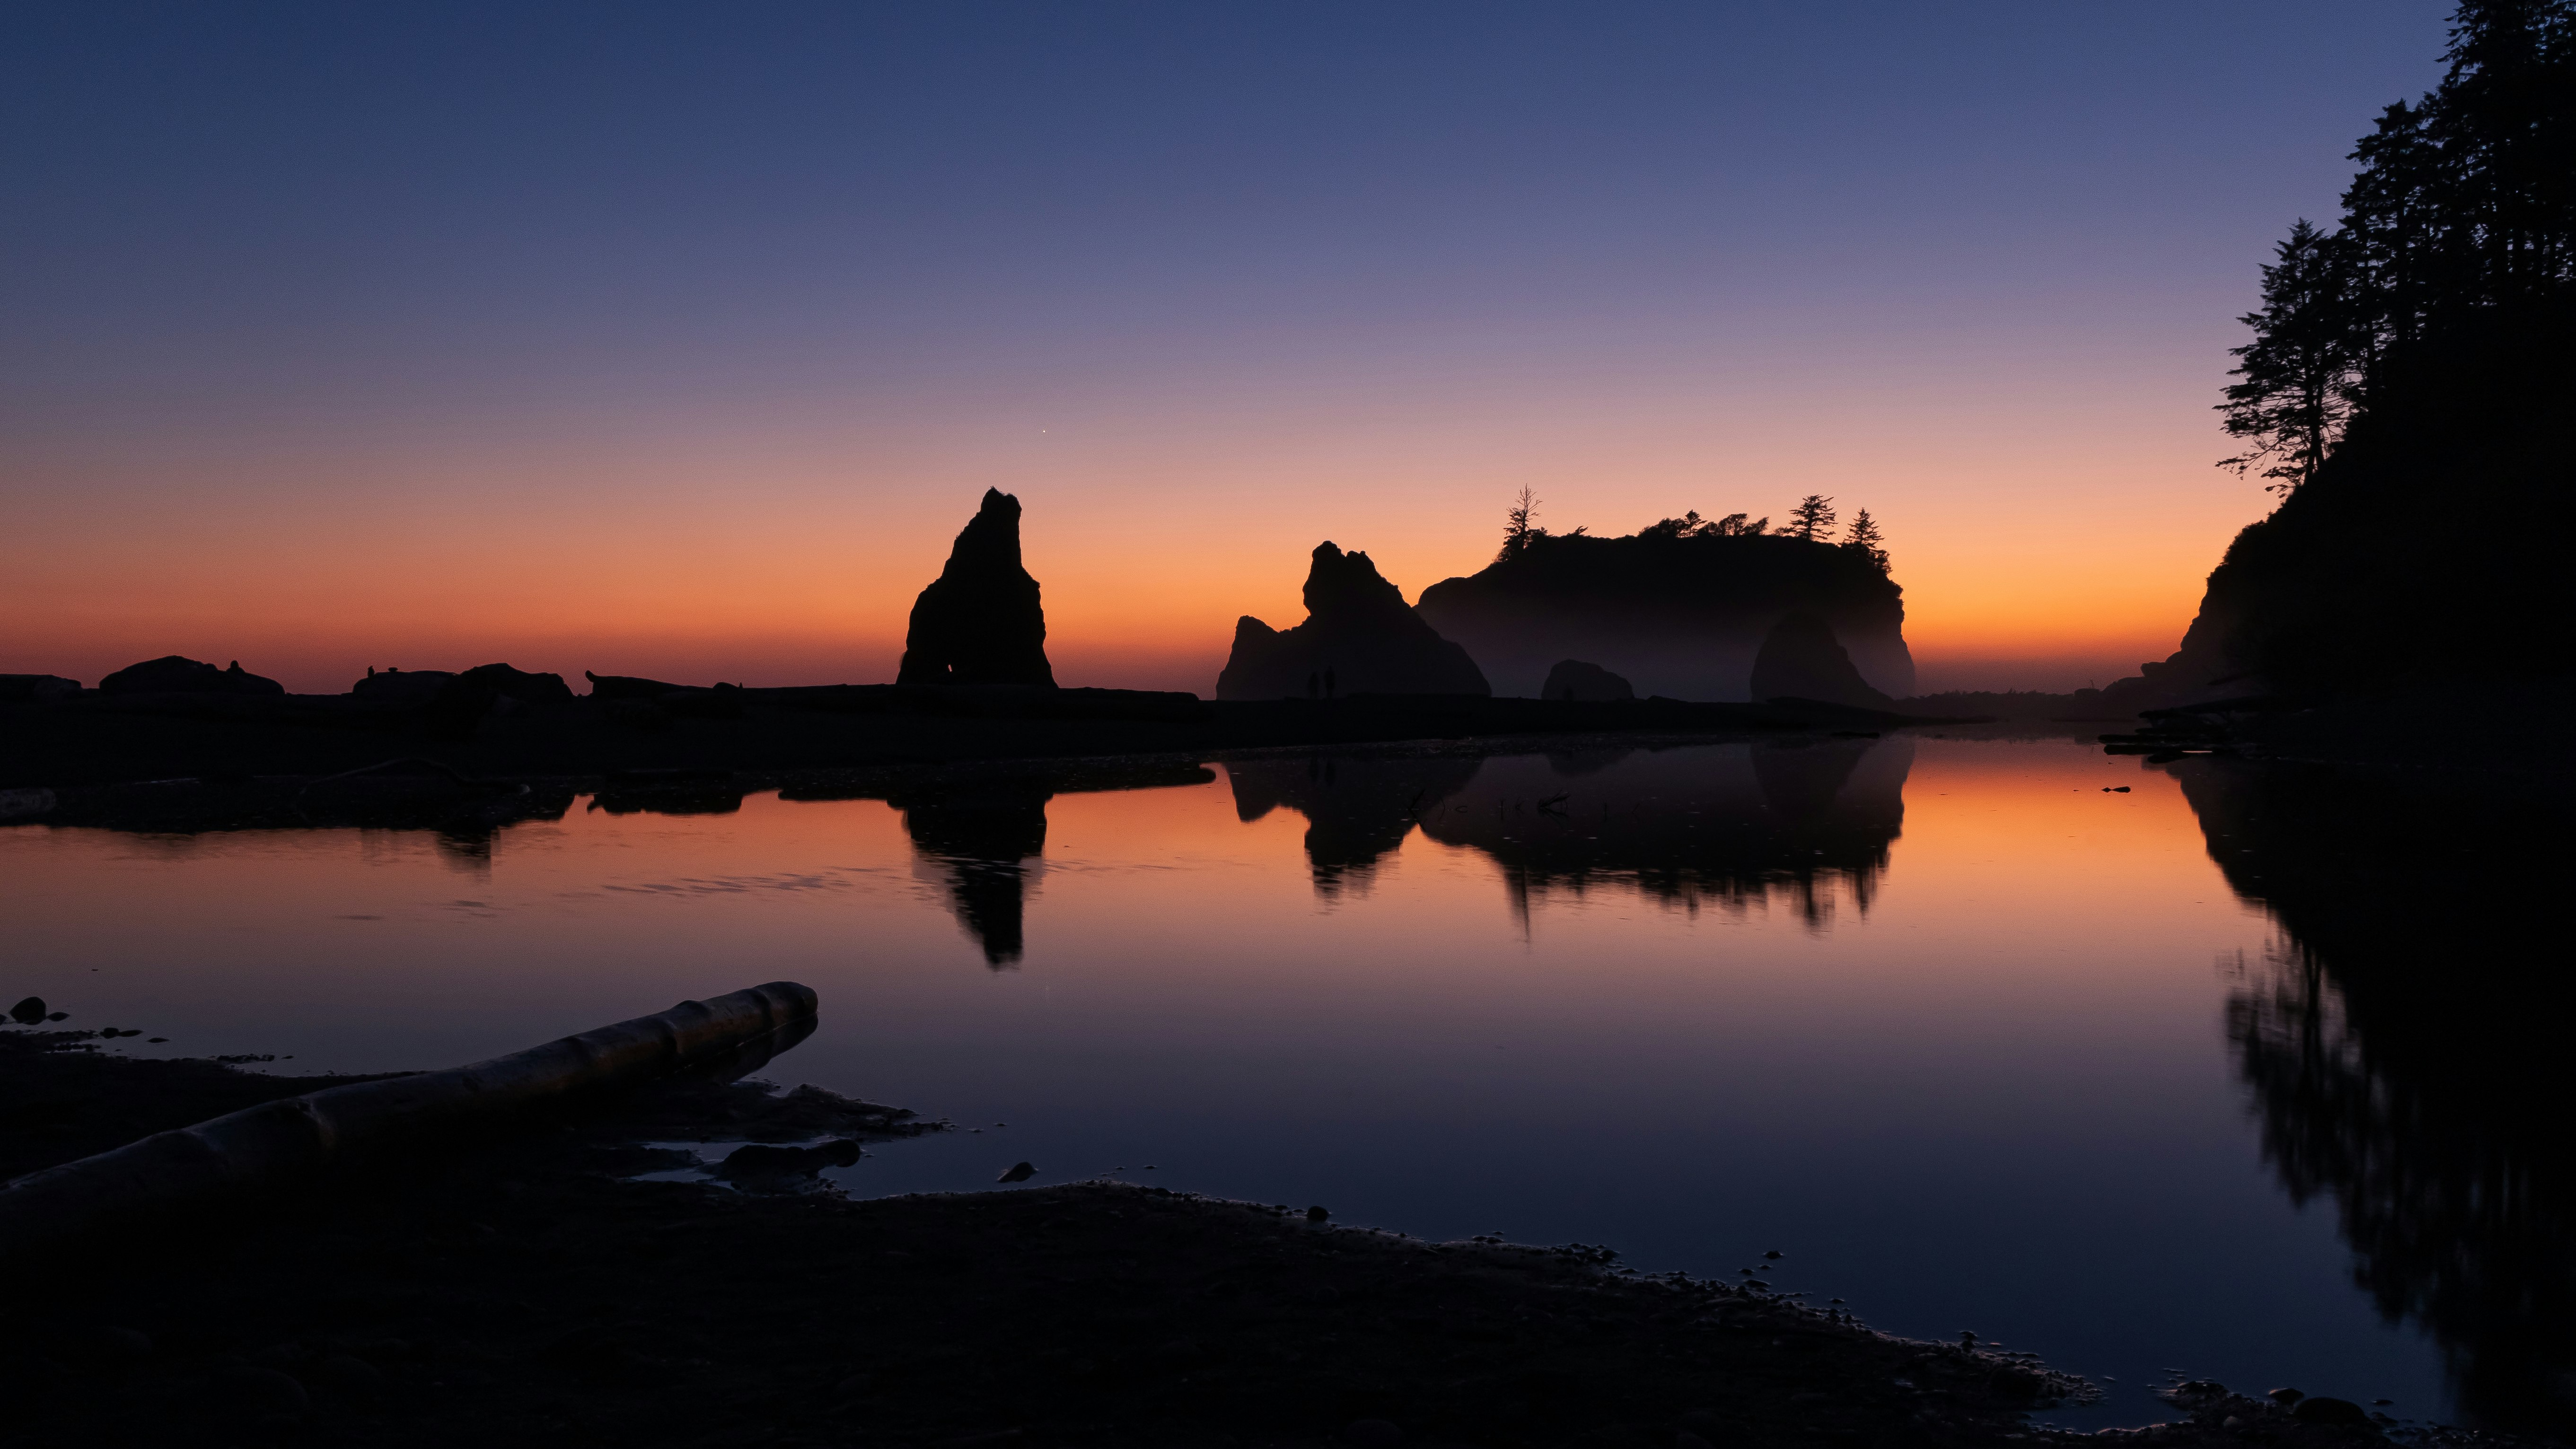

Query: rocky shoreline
left=0, top=1026, right=2448, bottom=1449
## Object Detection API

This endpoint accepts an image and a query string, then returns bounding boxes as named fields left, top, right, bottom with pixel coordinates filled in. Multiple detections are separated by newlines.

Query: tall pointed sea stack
left=897, top=489, right=1056, bottom=687
left=1216, top=542, right=1489, bottom=699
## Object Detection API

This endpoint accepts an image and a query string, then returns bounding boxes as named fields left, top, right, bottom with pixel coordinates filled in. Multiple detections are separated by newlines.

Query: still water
left=2, top=737, right=2560, bottom=1434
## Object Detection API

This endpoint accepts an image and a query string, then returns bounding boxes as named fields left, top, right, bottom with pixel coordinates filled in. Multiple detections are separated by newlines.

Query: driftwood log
left=0, top=981, right=818, bottom=1263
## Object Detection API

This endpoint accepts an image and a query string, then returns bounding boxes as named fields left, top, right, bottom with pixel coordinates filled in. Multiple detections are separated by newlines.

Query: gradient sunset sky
left=4, top=1, right=2446, bottom=695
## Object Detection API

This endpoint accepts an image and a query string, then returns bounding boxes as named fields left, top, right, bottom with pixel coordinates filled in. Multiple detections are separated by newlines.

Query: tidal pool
left=3, top=735, right=2558, bottom=1434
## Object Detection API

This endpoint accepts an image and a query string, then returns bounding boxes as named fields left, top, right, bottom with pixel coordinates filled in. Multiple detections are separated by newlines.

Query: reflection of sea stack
left=1749, top=612, right=1892, bottom=709
left=891, top=779, right=1053, bottom=968
left=898, top=489, right=1056, bottom=688
left=1226, top=753, right=1484, bottom=896
left=1541, top=659, right=1634, bottom=702
left=1217, top=543, right=1489, bottom=700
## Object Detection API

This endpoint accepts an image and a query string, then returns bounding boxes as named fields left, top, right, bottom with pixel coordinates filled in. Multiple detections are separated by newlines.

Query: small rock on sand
left=1307, top=1205, right=1331, bottom=1222
left=9, top=996, right=45, bottom=1025
left=2291, top=1397, right=2370, bottom=1426
left=997, top=1161, right=1036, bottom=1183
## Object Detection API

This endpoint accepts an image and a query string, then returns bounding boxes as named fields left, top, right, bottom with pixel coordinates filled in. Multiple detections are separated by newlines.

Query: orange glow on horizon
left=1, top=371, right=2265, bottom=695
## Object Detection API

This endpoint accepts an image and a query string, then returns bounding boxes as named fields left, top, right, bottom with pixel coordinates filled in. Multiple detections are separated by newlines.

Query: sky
left=2, top=1, right=2452, bottom=695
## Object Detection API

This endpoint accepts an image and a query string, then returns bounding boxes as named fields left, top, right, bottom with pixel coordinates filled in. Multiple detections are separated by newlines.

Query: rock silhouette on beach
left=713, top=1139, right=862, bottom=1193
left=897, top=489, right=1056, bottom=688
left=1540, top=659, right=1635, bottom=702
left=0, top=674, right=80, bottom=703
left=422, top=664, right=575, bottom=737
left=99, top=656, right=284, bottom=697
left=1748, top=612, right=1893, bottom=710
left=350, top=667, right=455, bottom=704
left=584, top=670, right=691, bottom=699
left=1217, top=542, right=1489, bottom=700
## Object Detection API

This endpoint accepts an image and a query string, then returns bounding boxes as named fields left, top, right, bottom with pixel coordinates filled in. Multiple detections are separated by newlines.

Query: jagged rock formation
left=98, top=656, right=284, bottom=696
left=1217, top=543, right=1490, bottom=700
left=897, top=489, right=1055, bottom=688
left=1540, top=659, right=1634, bottom=702
left=1748, top=612, right=1893, bottom=709
left=1415, top=531, right=1911, bottom=700
left=2102, top=306, right=2574, bottom=715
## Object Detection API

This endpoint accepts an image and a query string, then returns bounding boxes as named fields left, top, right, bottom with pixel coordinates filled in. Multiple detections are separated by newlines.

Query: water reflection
left=785, top=763, right=1213, bottom=968
left=1233, top=738, right=1909, bottom=925
left=1226, top=754, right=1482, bottom=897
left=2177, top=758, right=2576, bottom=1436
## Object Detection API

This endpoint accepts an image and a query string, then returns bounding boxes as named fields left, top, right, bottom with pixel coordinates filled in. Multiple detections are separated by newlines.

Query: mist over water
left=3, top=737, right=2561, bottom=1434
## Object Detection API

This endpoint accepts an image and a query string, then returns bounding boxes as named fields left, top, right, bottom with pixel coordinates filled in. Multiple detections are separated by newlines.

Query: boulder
left=424, top=664, right=575, bottom=735
left=97, top=656, right=284, bottom=697
left=1216, top=543, right=1490, bottom=700
left=897, top=489, right=1056, bottom=687
left=437, top=663, right=572, bottom=707
left=1748, top=612, right=1893, bottom=710
left=350, top=667, right=456, bottom=704
left=1540, top=659, right=1634, bottom=702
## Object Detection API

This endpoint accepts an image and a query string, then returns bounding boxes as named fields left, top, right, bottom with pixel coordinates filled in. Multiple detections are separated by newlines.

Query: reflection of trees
left=2181, top=759, right=2576, bottom=1436
left=784, top=762, right=1213, bottom=969
left=1230, top=738, right=1909, bottom=926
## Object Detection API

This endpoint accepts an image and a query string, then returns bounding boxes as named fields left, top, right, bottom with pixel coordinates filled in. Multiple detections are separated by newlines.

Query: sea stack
left=1216, top=542, right=1489, bottom=700
left=897, top=489, right=1056, bottom=688
left=1748, top=612, right=1893, bottom=709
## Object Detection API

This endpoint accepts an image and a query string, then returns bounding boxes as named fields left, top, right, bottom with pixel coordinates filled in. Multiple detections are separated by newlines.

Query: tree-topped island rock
left=1218, top=543, right=1489, bottom=700
left=1415, top=509, right=1911, bottom=701
left=898, top=489, right=1057, bottom=688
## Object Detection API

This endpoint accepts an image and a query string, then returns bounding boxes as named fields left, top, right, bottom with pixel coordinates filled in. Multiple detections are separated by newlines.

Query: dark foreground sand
left=0, top=1030, right=2424, bottom=1449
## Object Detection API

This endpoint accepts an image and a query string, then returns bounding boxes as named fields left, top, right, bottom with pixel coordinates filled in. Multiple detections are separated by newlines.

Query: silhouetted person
left=1324, top=666, right=1336, bottom=698
left=1306, top=671, right=1319, bottom=699
left=897, top=489, right=1056, bottom=687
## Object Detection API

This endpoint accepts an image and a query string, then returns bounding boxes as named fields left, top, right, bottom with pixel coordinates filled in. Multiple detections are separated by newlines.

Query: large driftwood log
left=0, top=981, right=817, bottom=1262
